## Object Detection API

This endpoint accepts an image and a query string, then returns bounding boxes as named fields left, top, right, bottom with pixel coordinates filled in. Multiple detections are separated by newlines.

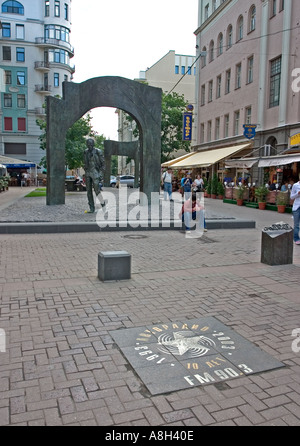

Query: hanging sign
left=243, top=124, right=257, bottom=140
left=183, top=112, right=193, bottom=141
left=290, top=132, right=300, bottom=147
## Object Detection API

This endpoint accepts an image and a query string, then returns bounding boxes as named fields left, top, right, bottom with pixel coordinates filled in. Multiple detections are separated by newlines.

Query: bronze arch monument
left=46, top=76, right=162, bottom=205
left=103, top=140, right=140, bottom=188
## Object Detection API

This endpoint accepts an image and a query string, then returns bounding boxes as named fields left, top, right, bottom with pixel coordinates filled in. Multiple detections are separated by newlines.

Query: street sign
left=183, top=112, right=193, bottom=141
left=243, top=124, right=257, bottom=139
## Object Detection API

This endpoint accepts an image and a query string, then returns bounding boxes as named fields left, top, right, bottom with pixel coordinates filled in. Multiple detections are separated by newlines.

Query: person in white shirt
left=162, top=167, right=174, bottom=202
left=290, top=174, right=300, bottom=245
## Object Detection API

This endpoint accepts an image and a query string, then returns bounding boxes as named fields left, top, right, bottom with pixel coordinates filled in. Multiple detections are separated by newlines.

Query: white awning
left=225, top=158, right=259, bottom=169
left=161, top=152, right=195, bottom=167
left=258, top=154, right=300, bottom=167
left=169, top=143, right=251, bottom=168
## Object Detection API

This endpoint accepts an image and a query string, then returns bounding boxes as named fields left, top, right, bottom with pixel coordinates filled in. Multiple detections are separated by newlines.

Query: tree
left=161, top=91, right=191, bottom=163
left=124, top=91, right=192, bottom=164
left=36, top=112, right=106, bottom=170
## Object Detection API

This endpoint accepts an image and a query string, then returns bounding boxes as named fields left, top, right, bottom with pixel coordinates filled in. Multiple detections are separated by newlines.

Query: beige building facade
left=193, top=0, right=300, bottom=185
left=118, top=50, right=196, bottom=174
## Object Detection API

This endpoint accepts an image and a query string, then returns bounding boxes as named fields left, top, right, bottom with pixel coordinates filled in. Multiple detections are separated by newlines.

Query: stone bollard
left=261, top=222, right=293, bottom=266
left=98, top=251, right=131, bottom=282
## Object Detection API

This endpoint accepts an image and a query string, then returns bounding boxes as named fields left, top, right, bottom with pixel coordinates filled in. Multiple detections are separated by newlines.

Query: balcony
left=35, top=107, right=46, bottom=117
left=35, top=37, right=74, bottom=56
left=34, top=61, right=50, bottom=71
left=35, top=84, right=52, bottom=95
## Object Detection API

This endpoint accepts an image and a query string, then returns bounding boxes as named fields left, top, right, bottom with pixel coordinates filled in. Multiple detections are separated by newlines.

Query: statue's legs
left=86, top=175, right=106, bottom=213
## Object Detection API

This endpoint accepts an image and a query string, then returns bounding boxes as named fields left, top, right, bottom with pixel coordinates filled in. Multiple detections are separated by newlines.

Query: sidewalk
left=0, top=189, right=300, bottom=426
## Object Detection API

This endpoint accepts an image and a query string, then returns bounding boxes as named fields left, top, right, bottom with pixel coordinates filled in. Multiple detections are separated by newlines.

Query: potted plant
left=217, top=181, right=225, bottom=199
left=255, top=185, right=269, bottom=210
left=276, top=191, right=288, bottom=213
left=211, top=174, right=218, bottom=199
left=236, top=184, right=246, bottom=206
left=206, top=178, right=212, bottom=198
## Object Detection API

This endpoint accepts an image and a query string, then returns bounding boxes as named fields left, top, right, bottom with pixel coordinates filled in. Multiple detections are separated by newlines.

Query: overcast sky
left=70, top=0, right=199, bottom=139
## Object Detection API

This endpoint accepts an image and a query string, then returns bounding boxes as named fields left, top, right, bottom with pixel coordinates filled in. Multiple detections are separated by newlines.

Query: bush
left=255, top=185, right=269, bottom=203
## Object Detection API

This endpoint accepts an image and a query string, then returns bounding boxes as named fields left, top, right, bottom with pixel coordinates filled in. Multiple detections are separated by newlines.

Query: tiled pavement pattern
left=0, top=189, right=300, bottom=426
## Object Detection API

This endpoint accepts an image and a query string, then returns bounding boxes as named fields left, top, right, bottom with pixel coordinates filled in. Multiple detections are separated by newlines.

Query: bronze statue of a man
left=83, top=138, right=106, bottom=213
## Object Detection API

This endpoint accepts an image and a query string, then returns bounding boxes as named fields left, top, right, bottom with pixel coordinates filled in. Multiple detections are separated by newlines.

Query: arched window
left=227, top=25, right=233, bottom=49
left=249, top=5, right=256, bottom=32
left=2, top=0, right=24, bottom=14
left=217, top=33, right=223, bottom=56
left=209, top=40, right=214, bottom=62
left=237, top=15, right=244, bottom=41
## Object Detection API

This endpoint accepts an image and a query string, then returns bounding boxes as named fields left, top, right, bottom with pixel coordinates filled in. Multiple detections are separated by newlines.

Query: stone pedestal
left=98, top=251, right=131, bottom=281
left=261, top=223, right=293, bottom=266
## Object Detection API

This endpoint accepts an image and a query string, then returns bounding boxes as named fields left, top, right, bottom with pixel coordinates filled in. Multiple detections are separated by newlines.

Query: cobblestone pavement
left=0, top=188, right=300, bottom=426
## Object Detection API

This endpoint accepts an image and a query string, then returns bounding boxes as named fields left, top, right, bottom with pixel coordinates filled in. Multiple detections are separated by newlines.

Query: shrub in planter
left=206, top=179, right=212, bottom=197
left=276, top=191, right=288, bottom=213
left=211, top=174, right=218, bottom=198
left=236, top=184, right=246, bottom=205
left=217, top=181, right=225, bottom=199
left=255, top=185, right=269, bottom=210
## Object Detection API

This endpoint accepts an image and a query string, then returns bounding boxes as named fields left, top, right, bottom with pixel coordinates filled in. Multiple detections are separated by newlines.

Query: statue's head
left=86, top=138, right=95, bottom=149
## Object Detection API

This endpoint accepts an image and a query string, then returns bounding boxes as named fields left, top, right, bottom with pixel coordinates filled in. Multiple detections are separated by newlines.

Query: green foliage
left=276, top=191, right=288, bottom=206
left=206, top=178, right=212, bottom=194
left=211, top=173, right=219, bottom=195
left=217, top=181, right=225, bottom=196
left=236, top=184, right=246, bottom=199
left=36, top=112, right=107, bottom=170
left=255, top=185, right=269, bottom=203
left=161, top=92, right=191, bottom=163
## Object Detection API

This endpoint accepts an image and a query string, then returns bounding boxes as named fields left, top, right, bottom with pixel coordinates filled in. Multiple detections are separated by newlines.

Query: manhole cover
left=122, top=235, right=148, bottom=240
left=110, top=317, right=284, bottom=395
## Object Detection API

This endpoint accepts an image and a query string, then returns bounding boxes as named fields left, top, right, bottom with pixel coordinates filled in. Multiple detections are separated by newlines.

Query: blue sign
left=183, top=112, right=193, bottom=141
left=243, top=124, right=257, bottom=140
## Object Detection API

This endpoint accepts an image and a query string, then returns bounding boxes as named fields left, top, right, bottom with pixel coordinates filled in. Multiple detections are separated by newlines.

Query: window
left=271, top=0, right=277, bottom=17
left=227, top=25, right=233, bottom=49
left=187, top=66, right=192, bottom=75
left=249, top=5, right=256, bottom=32
left=3, top=46, right=11, bottom=60
left=17, top=71, right=25, bottom=85
left=224, top=114, right=229, bottom=137
left=209, top=40, right=214, bottom=62
left=201, top=85, right=206, bottom=106
left=207, top=121, right=212, bottom=142
left=4, top=117, right=13, bottom=131
left=217, top=33, right=223, bottom=56
left=205, top=4, right=209, bottom=20
left=212, top=0, right=217, bottom=12
left=16, top=24, right=24, bottom=39
left=16, top=47, right=25, bottom=62
left=45, top=0, right=49, bottom=16
left=216, top=75, right=221, bottom=98
left=215, top=117, right=220, bottom=140
left=247, top=56, right=254, bottom=83
left=5, top=142, right=26, bottom=154
left=4, top=70, right=12, bottom=84
left=3, top=93, right=12, bottom=107
left=234, top=111, right=240, bottom=135
left=225, top=69, right=231, bottom=94
left=235, top=63, right=242, bottom=89
left=200, top=123, right=205, bottom=143
left=245, top=106, right=252, bottom=124
left=201, top=47, right=207, bottom=68
left=175, top=65, right=179, bottom=74
left=2, top=1, right=24, bottom=14
left=208, top=80, right=213, bottom=102
left=54, top=73, right=59, bottom=87
left=17, top=94, right=25, bottom=108
left=279, top=0, right=285, bottom=11
left=64, top=3, right=69, bottom=20
left=270, top=56, right=281, bottom=107
left=2, top=23, right=11, bottom=37
left=237, top=16, right=244, bottom=41
left=181, top=66, right=185, bottom=75
left=18, top=117, right=26, bottom=131
left=54, top=0, right=60, bottom=17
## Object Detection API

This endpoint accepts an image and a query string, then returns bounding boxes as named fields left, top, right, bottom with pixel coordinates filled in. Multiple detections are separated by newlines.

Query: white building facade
left=0, top=0, right=74, bottom=164
left=194, top=0, right=300, bottom=184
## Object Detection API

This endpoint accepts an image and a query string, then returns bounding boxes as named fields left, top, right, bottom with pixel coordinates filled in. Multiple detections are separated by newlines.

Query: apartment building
left=118, top=50, right=196, bottom=174
left=0, top=0, right=74, bottom=165
left=190, top=0, right=300, bottom=184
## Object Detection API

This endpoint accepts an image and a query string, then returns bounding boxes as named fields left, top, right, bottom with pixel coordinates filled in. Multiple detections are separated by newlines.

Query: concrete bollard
left=261, top=223, right=293, bottom=266
left=98, top=251, right=131, bottom=282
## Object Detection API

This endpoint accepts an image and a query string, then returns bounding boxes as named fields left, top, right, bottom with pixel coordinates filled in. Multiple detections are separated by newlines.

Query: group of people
left=161, top=168, right=207, bottom=234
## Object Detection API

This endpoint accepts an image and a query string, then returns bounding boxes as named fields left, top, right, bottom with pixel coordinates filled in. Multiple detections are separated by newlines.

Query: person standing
left=83, top=138, right=106, bottom=213
left=291, top=174, right=300, bottom=245
left=183, top=173, right=193, bottom=200
left=162, top=167, right=174, bottom=202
